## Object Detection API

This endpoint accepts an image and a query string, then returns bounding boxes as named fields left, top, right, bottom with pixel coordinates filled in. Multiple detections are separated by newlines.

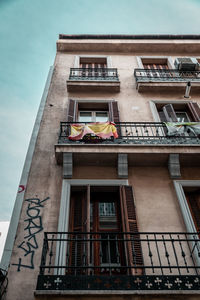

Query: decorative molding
left=118, top=154, right=128, bottom=178
left=168, top=154, right=181, bottom=179
left=63, top=153, right=73, bottom=179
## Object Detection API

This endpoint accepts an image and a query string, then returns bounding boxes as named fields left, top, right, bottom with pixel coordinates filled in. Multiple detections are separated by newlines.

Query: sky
left=0, top=222, right=9, bottom=259
left=0, top=0, right=200, bottom=221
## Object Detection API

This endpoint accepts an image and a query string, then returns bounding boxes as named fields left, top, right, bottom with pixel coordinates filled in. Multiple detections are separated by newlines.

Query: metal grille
left=134, top=68, right=200, bottom=82
left=58, top=122, right=200, bottom=145
left=69, top=68, right=119, bottom=81
left=36, top=232, right=200, bottom=290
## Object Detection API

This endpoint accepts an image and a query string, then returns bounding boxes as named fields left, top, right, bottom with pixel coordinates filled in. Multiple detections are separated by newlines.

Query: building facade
left=1, top=35, right=200, bottom=300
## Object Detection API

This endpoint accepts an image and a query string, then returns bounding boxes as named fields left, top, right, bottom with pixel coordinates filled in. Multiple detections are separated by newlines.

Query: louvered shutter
left=163, top=104, right=178, bottom=122
left=185, top=192, right=200, bottom=233
left=67, top=99, right=76, bottom=122
left=187, top=102, right=200, bottom=122
left=66, top=100, right=76, bottom=137
left=109, top=101, right=121, bottom=137
left=69, top=191, right=88, bottom=274
left=120, top=186, right=143, bottom=275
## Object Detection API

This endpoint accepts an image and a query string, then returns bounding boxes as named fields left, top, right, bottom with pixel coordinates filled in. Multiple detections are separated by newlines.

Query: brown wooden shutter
left=120, top=185, right=143, bottom=275
left=185, top=191, right=200, bottom=233
left=67, top=99, right=76, bottom=122
left=109, top=101, right=121, bottom=137
left=187, top=102, right=200, bottom=122
left=163, top=104, right=178, bottom=122
left=69, top=190, right=88, bottom=274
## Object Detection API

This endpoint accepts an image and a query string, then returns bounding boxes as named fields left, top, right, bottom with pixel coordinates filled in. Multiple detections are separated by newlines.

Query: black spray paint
left=12, top=197, right=49, bottom=271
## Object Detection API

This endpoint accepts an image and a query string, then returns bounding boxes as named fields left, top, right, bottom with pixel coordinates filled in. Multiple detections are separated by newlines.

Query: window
left=67, top=185, right=143, bottom=275
left=80, top=57, right=107, bottom=69
left=156, top=102, right=200, bottom=122
left=184, top=187, right=200, bottom=233
left=174, top=180, right=200, bottom=234
left=67, top=100, right=120, bottom=123
left=137, top=56, right=173, bottom=69
left=78, top=111, right=109, bottom=123
left=75, top=56, right=111, bottom=68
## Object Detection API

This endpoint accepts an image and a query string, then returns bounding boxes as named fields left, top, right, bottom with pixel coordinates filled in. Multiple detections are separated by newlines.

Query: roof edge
left=59, top=34, right=200, bottom=40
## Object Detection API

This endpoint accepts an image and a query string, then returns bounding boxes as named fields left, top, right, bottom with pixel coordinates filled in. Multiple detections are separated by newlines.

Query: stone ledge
left=67, top=80, right=120, bottom=92
left=34, top=289, right=200, bottom=296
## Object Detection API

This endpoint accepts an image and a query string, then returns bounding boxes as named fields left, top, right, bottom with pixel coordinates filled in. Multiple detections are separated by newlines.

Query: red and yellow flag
left=69, top=122, right=118, bottom=140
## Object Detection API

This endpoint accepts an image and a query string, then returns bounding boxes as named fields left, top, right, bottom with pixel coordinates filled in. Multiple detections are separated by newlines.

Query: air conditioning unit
left=174, top=57, right=199, bottom=71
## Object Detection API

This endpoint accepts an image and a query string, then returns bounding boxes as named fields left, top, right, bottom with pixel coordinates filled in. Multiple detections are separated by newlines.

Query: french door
left=68, top=186, right=143, bottom=275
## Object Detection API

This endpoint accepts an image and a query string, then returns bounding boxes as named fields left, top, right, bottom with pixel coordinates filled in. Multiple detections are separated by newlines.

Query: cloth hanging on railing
left=68, top=122, right=118, bottom=140
left=165, top=122, right=200, bottom=136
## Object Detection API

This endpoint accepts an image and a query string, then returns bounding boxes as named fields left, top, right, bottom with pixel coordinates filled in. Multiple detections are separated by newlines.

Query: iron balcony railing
left=134, top=68, right=200, bottom=82
left=58, top=122, right=200, bottom=145
left=69, top=68, right=119, bottom=81
left=0, top=268, right=8, bottom=299
left=36, top=232, right=200, bottom=291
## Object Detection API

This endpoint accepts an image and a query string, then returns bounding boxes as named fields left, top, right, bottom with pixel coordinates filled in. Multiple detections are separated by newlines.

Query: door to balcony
left=68, top=187, right=127, bottom=275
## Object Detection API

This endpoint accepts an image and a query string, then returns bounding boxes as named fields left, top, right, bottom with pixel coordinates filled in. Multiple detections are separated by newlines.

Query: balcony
left=58, top=122, right=200, bottom=145
left=0, top=268, right=8, bottom=299
left=36, top=232, right=200, bottom=292
left=134, top=68, right=200, bottom=92
left=67, top=68, right=120, bottom=92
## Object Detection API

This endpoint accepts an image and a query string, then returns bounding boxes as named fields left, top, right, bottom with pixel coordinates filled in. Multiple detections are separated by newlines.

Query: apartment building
left=1, top=34, right=200, bottom=300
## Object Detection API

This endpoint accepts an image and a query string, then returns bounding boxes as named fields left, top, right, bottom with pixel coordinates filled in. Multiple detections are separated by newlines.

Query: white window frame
left=78, top=111, right=109, bottom=122
left=173, top=180, right=200, bottom=267
left=149, top=100, right=193, bottom=122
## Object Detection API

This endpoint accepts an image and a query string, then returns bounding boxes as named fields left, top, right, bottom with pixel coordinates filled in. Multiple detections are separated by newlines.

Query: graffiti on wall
left=12, top=196, right=49, bottom=271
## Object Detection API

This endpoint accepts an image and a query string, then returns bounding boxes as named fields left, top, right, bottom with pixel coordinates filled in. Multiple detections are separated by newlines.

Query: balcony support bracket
left=118, top=154, right=128, bottom=178
left=63, top=153, right=73, bottom=179
left=168, top=154, right=181, bottom=179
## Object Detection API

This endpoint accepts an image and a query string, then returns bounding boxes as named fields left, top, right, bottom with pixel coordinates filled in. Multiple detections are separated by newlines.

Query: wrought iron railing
left=58, top=122, right=200, bottom=145
left=0, top=268, right=8, bottom=299
left=134, top=68, right=200, bottom=82
left=69, top=68, right=119, bottom=81
left=36, top=232, right=200, bottom=291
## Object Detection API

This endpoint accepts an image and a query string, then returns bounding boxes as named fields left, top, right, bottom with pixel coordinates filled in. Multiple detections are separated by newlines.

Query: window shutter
left=67, top=99, right=76, bottom=122
left=163, top=104, right=178, bottom=122
left=120, top=186, right=143, bottom=274
left=109, top=101, right=121, bottom=137
left=69, top=191, right=88, bottom=274
left=187, top=102, right=200, bottom=122
left=185, top=192, right=200, bottom=233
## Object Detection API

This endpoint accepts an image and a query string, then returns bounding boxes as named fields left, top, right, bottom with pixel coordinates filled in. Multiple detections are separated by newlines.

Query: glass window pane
left=99, top=202, right=116, bottom=216
left=176, top=112, right=190, bottom=123
left=95, top=112, right=108, bottom=122
left=79, top=112, right=92, bottom=122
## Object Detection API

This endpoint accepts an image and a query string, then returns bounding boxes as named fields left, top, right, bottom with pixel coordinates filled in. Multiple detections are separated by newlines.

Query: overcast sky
left=0, top=0, right=200, bottom=221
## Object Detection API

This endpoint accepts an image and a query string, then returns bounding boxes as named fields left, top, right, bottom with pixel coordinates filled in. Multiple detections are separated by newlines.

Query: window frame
left=74, top=55, right=112, bottom=68
left=149, top=100, right=197, bottom=122
left=173, top=180, right=200, bottom=267
left=55, top=179, right=128, bottom=275
left=136, top=56, right=174, bottom=69
left=78, top=110, right=109, bottom=123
